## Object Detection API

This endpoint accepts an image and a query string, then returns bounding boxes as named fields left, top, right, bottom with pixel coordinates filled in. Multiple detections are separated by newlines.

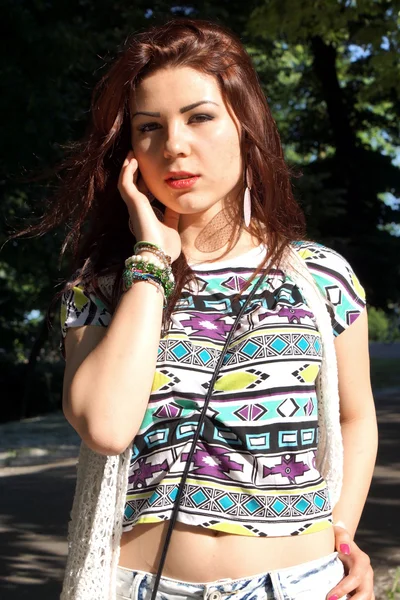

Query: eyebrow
left=131, top=100, right=219, bottom=119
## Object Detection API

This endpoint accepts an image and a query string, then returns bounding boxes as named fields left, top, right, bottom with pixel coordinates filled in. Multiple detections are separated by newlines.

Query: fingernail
left=328, top=595, right=339, bottom=600
left=340, top=543, right=350, bottom=555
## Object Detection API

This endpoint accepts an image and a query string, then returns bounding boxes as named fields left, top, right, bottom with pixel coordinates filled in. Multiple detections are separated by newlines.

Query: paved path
left=0, top=412, right=80, bottom=468
left=0, top=459, right=77, bottom=599
left=0, top=388, right=399, bottom=599
left=356, top=388, right=400, bottom=598
left=0, top=415, right=79, bottom=598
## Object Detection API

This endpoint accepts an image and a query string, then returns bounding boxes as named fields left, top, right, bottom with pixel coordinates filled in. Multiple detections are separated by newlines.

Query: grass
left=386, top=567, right=400, bottom=599
left=370, top=358, right=400, bottom=391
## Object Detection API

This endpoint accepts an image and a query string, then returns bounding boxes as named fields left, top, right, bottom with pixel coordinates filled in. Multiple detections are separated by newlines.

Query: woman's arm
left=63, top=280, right=164, bottom=456
left=332, top=307, right=378, bottom=537
left=62, top=152, right=181, bottom=456
left=324, top=308, right=377, bottom=599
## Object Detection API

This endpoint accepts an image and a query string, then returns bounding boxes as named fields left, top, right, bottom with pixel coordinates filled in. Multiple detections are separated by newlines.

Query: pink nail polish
left=328, top=595, right=339, bottom=600
left=340, top=543, right=350, bottom=555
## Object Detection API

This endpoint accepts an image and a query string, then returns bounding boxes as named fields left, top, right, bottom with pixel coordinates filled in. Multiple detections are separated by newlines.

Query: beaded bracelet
left=125, top=256, right=174, bottom=284
left=122, top=270, right=167, bottom=306
left=135, top=245, right=171, bottom=269
left=134, top=241, right=172, bottom=267
left=134, top=240, right=162, bottom=252
left=123, top=262, right=175, bottom=301
left=125, top=253, right=166, bottom=271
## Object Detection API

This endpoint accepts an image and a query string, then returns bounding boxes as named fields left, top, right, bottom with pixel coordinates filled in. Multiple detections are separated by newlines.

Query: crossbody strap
left=150, top=268, right=269, bottom=600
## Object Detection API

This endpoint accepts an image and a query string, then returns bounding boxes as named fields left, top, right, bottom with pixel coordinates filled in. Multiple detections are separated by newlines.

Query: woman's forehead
left=131, top=67, right=222, bottom=111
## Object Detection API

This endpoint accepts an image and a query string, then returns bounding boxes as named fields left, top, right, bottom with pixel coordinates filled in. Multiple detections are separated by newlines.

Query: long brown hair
left=16, top=18, right=306, bottom=324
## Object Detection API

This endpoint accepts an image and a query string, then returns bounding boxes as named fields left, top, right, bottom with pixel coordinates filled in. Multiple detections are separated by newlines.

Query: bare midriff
left=119, top=521, right=335, bottom=582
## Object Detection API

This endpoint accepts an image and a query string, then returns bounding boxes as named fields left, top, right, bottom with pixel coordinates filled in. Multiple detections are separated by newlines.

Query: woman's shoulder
left=63, top=267, right=119, bottom=303
left=291, top=240, right=363, bottom=288
left=59, top=270, right=117, bottom=358
left=60, top=270, right=117, bottom=335
left=291, top=239, right=366, bottom=335
left=292, top=239, right=352, bottom=267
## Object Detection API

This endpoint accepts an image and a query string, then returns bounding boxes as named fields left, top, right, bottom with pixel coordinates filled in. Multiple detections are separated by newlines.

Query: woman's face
left=130, top=66, right=243, bottom=219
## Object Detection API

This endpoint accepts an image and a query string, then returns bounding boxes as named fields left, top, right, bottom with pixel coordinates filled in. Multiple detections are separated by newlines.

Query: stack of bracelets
left=122, top=241, right=175, bottom=308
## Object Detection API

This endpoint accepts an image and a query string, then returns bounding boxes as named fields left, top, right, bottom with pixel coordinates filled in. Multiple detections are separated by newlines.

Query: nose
left=163, top=122, right=190, bottom=158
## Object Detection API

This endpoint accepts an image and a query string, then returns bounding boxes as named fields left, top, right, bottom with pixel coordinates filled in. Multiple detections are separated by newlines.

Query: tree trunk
left=309, top=35, right=371, bottom=237
left=19, top=309, right=55, bottom=419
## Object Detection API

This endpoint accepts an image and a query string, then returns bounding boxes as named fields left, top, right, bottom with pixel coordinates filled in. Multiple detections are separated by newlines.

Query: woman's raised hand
left=118, top=150, right=182, bottom=262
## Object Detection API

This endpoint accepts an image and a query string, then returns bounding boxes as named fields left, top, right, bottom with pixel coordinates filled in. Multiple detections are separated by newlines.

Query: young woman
left=58, top=18, right=377, bottom=600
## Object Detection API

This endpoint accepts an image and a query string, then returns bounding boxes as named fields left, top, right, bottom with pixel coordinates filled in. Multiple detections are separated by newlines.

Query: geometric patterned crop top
left=60, top=241, right=366, bottom=538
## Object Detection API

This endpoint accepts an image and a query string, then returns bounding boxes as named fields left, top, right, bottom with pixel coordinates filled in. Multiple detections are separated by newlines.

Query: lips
left=164, top=171, right=198, bottom=181
left=165, top=176, right=200, bottom=189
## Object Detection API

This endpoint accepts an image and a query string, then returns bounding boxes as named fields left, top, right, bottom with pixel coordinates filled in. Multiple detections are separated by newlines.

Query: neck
left=182, top=221, right=262, bottom=266
left=179, top=203, right=238, bottom=261
left=179, top=204, right=225, bottom=247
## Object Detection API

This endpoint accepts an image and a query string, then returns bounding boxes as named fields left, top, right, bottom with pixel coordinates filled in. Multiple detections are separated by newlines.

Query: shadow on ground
left=0, top=394, right=399, bottom=599
left=356, top=396, right=400, bottom=583
left=0, top=462, right=76, bottom=599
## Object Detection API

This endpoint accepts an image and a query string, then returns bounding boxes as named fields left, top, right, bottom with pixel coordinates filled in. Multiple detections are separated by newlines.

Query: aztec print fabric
left=60, top=284, right=110, bottom=358
left=60, top=241, right=366, bottom=537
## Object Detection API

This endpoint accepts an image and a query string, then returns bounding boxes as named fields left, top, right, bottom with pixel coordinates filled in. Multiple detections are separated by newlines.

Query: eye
left=137, top=122, right=161, bottom=133
left=137, top=114, right=214, bottom=134
left=189, top=114, right=214, bottom=123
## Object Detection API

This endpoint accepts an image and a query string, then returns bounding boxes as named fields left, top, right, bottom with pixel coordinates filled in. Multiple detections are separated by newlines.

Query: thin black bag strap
left=150, top=268, right=269, bottom=600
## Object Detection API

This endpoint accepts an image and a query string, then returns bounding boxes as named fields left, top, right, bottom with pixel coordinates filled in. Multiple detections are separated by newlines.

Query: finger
left=121, top=150, right=137, bottom=175
left=326, top=561, right=374, bottom=600
left=333, top=525, right=352, bottom=556
left=326, top=575, right=374, bottom=599
left=119, top=152, right=138, bottom=185
left=119, top=156, right=142, bottom=203
left=163, top=207, right=180, bottom=231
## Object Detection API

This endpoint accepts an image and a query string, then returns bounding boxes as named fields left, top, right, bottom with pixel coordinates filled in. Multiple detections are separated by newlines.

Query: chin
left=162, top=193, right=215, bottom=215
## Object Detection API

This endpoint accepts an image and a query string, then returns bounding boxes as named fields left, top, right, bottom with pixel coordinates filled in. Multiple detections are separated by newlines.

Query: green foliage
left=1, top=0, right=400, bottom=420
left=245, top=0, right=400, bottom=309
left=368, top=306, right=390, bottom=341
left=368, top=305, right=400, bottom=342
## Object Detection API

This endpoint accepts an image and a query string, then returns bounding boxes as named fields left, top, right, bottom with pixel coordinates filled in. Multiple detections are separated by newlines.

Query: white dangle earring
left=243, top=167, right=252, bottom=228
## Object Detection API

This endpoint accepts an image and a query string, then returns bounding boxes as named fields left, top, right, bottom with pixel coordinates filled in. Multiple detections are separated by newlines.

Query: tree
left=246, top=0, right=400, bottom=306
left=1, top=0, right=399, bottom=419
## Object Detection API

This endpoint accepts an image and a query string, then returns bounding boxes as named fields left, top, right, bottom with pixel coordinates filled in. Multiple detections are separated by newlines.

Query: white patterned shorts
left=116, top=551, right=348, bottom=600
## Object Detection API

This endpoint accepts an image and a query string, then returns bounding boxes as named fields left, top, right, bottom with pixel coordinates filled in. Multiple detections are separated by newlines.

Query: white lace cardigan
left=60, top=246, right=343, bottom=600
